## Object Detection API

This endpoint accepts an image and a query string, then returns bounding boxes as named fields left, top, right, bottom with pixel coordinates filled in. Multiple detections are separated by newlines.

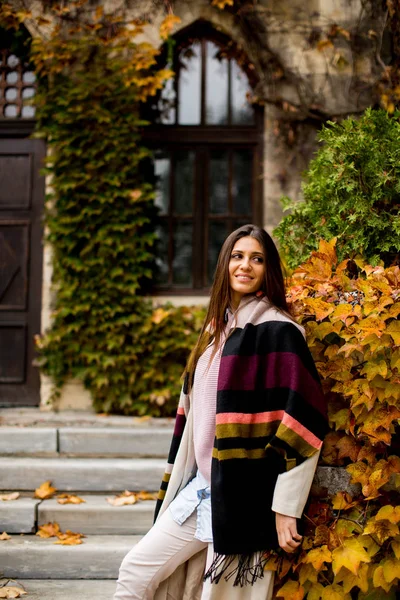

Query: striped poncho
left=155, top=294, right=328, bottom=586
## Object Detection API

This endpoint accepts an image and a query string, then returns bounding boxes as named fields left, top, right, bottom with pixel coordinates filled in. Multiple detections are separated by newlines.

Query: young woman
left=114, top=224, right=328, bottom=600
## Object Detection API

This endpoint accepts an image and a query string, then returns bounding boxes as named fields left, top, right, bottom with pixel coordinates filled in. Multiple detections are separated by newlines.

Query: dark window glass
left=174, top=151, right=195, bottom=215
left=209, top=151, right=228, bottom=214
left=154, top=222, right=169, bottom=285
left=173, top=222, right=193, bottom=285
left=208, top=221, right=229, bottom=285
left=154, top=151, right=170, bottom=215
left=232, top=150, right=253, bottom=214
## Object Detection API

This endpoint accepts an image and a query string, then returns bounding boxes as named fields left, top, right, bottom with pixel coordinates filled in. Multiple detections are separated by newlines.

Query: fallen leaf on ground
left=0, top=532, right=11, bottom=540
left=107, top=491, right=137, bottom=506
left=34, top=481, right=57, bottom=500
left=54, top=530, right=85, bottom=546
left=56, top=494, right=86, bottom=505
left=0, top=493, right=20, bottom=502
left=36, top=522, right=61, bottom=538
left=136, top=491, right=158, bottom=501
left=0, top=586, right=27, bottom=598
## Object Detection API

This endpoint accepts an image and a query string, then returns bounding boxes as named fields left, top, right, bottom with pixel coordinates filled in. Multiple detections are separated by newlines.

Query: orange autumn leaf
left=211, top=0, right=234, bottom=7
left=276, top=579, right=305, bottom=600
left=106, top=491, right=137, bottom=506
left=332, top=537, right=371, bottom=576
left=34, top=480, right=57, bottom=500
left=36, top=522, right=61, bottom=538
left=56, top=494, right=86, bottom=505
left=54, top=530, right=85, bottom=545
left=0, top=531, right=11, bottom=540
left=136, top=491, right=158, bottom=501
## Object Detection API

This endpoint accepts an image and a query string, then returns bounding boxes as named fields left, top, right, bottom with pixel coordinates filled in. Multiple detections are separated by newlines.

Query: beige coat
left=153, top=384, right=320, bottom=600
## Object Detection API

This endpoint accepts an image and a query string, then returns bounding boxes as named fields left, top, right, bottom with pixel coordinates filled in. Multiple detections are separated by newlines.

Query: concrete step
left=58, top=427, right=171, bottom=457
left=6, top=580, right=117, bottom=600
left=38, top=495, right=156, bottom=535
left=0, top=496, right=40, bottom=533
left=0, top=534, right=140, bottom=579
left=0, top=457, right=165, bottom=492
left=0, top=426, right=172, bottom=457
left=0, top=428, right=57, bottom=455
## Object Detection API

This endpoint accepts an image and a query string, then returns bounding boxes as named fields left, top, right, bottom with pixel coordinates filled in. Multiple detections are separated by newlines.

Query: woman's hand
left=275, top=512, right=302, bottom=553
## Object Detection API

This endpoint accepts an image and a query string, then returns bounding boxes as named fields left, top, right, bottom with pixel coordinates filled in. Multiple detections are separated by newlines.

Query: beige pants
left=114, top=508, right=274, bottom=600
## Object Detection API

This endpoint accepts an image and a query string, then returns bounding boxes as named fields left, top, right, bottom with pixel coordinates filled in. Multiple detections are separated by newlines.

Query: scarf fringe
left=203, top=551, right=269, bottom=587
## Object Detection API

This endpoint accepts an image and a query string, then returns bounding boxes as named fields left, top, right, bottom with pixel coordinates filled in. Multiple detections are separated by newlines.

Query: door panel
left=0, top=138, right=45, bottom=406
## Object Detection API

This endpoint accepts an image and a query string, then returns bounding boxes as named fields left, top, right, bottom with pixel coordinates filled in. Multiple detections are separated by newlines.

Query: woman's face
left=228, top=236, right=265, bottom=308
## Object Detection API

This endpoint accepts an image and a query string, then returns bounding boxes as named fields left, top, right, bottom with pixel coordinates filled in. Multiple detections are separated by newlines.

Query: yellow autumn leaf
left=385, top=320, right=400, bottom=344
left=391, top=540, right=400, bottom=559
left=321, top=583, right=351, bottom=600
left=306, top=582, right=324, bottom=600
left=151, top=308, right=169, bottom=324
left=332, top=537, right=371, bottom=576
left=375, top=505, right=400, bottom=524
left=360, top=360, right=388, bottom=381
left=211, top=0, right=234, bottom=7
left=0, top=531, right=11, bottom=540
left=332, top=492, right=357, bottom=511
left=381, top=557, right=400, bottom=582
left=298, top=563, right=319, bottom=585
left=334, top=562, right=369, bottom=593
left=276, top=579, right=304, bottom=600
left=159, top=15, right=181, bottom=40
left=363, top=518, right=399, bottom=544
left=34, top=480, right=57, bottom=500
left=304, top=545, right=332, bottom=571
left=54, top=530, right=85, bottom=545
left=372, top=564, right=392, bottom=592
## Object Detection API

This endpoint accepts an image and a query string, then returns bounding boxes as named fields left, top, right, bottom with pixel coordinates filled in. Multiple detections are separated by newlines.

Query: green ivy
left=274, top=108, right=400, bottom=269
left=26, top=22, right=204, bottom=416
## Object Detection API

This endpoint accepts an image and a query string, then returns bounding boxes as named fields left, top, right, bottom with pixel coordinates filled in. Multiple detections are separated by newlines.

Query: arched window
left=144, top=21, right=263, bottom=295
left=0, top=26, right=37, bottom=121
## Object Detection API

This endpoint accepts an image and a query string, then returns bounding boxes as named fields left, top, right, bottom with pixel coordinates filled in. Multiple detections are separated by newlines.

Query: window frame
left=143, top=21, right=264, bottom=296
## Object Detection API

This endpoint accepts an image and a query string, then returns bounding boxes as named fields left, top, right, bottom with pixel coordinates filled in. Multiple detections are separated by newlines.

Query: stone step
left=0, top=426, right=172, bottom=457
left=0, top=534, right=140, bottom=579
left=0, top=496, right=40, bottom=534
left=0, top=457, right=165, bottom=492
left=5, top=580, right=117, bottom=600
left=0, top=428, right=57, bottom=455
left=58, top=427, right=171, bottom=457
left=38, top=495, right=156, bottom=535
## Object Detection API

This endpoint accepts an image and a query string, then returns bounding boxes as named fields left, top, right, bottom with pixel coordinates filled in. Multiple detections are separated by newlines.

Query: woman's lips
left=236, top=275, right=253, bottom=281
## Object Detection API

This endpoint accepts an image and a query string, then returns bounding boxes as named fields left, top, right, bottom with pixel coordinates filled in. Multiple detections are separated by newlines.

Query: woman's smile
left=229, top=236, right=265, bottom=308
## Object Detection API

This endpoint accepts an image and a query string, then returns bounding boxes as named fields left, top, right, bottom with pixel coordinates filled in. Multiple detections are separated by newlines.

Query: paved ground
left=3, top=580, right=117, bottom=599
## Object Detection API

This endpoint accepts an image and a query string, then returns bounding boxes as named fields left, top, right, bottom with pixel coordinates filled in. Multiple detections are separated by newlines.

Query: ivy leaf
left=334, top=562, right=369, bottom=593
left=304, top=545, right=332, bottom=571
left=276, top=580, right=304, bottom=600
left=363, top=518, right=399, bottom=544
left=332, top=537, right=371, bottom=576
left=375, top=505, right=400, bottom=524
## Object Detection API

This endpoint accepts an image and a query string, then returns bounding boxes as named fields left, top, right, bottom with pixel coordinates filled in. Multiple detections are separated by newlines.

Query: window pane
left=232, top=150, right=253, bottom=215
left=209, top=151, right=228, bottom=214
left=154, top=222, right=169, bottom=285
left=208, top=221, right=228, bottom=285
left=158, top=64, right=176, bottom=124
left=173, top=222, right=193, bottom=285
left=174, top=151, right=195, bottom=215
left=205, top=41, right=228, bottom=125
left=178, top=43, right=201, bottom=125
left=154, top=151, right=170, bottom=215
left=231, top=61, right=254, bottom=125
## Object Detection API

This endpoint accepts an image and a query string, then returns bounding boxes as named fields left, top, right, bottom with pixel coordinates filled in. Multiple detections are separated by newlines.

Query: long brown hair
left=182, top=224, right=289, bottom=391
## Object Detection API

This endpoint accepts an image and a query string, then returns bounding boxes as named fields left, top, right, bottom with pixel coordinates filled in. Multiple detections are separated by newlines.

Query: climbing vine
left=268, top=239, right=400, bottom=600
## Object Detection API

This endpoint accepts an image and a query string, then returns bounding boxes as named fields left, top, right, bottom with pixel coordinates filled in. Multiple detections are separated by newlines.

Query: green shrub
left=274, top=108, right=400, bottom=269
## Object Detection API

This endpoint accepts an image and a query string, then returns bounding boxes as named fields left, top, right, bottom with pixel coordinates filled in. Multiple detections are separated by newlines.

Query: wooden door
left=0, top=138, right=45, bottom=406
